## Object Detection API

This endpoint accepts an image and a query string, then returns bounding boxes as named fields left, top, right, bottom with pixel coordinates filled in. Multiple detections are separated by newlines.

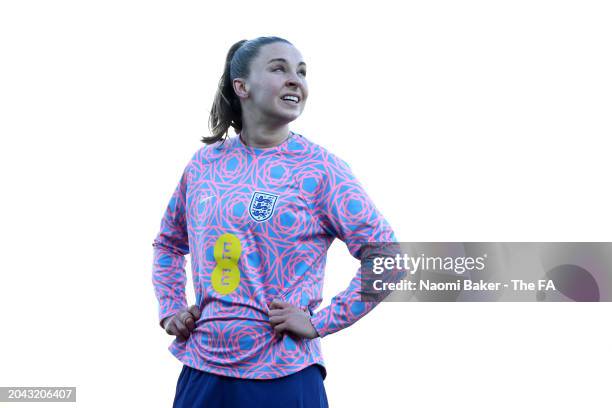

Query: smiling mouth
left=280, top=98, right=300, bottom=106
left=280, top=94, right=301, bottom=102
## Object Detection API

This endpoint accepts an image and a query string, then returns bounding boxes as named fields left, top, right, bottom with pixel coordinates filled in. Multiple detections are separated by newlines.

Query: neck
left=239, top=123, right=291, bottom=149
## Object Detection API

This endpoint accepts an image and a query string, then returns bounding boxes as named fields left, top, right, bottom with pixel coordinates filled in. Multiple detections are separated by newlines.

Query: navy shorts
left=172, top=364, right=329, bottom=408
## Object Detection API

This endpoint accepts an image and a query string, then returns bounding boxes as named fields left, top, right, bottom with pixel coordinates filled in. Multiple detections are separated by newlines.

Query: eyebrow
left=267, top=58, right=307, bottom=67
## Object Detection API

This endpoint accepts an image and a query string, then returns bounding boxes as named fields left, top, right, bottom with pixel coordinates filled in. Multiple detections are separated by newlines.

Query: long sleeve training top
left=152, top=131, right=397, bottom=379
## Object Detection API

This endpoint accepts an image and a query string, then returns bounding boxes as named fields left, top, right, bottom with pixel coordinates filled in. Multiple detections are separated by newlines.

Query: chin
left=269, top=110, right=302, bottom=124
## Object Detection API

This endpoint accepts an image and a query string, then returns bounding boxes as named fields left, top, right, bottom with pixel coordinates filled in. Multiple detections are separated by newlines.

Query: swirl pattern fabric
left=152, top=131, right=396, bottom=379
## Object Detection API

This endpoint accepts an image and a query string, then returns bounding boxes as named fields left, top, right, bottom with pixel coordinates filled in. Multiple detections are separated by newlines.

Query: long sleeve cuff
left=158, top=296, right=188, bottom=328
left=310, top=312, right=327, bottom=338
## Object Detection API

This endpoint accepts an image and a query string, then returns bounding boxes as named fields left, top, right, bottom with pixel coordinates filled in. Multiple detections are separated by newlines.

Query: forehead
left=253, top=42, right=305, bottom=66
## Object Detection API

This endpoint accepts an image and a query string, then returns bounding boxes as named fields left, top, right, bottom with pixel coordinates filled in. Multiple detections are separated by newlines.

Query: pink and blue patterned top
left=152, top=131, right=396, bottom=379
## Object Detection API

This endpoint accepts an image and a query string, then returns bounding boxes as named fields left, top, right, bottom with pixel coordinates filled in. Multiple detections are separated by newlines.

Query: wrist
left=309, top=316, right=321, bottom=338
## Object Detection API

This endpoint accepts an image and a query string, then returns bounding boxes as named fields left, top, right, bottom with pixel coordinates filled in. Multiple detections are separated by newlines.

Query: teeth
left=281, top=96, right=299, bottom=103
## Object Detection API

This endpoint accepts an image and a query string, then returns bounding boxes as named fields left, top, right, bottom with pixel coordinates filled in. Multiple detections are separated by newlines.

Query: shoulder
left=189, top=136, right=235, bottom=167
left=291, top=132, right=352, bottom=172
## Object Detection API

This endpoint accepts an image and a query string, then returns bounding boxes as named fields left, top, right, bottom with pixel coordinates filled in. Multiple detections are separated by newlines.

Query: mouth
left=280, top=94, right=301, bottom=105
left=280, top=99, right=300, bottom=107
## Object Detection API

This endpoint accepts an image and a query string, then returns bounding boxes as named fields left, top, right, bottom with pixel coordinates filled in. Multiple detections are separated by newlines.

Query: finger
left=188, top=304, right=201, bottom=320
left=165, top=319, right=176, bottom=335
left=267, top=309, right=287, bottom=317
left=274, top=322, right=288, bottom=333
left=184, top=315, right=195, bottom=331
left=269, top=298, right=285, bottom=308
left=268, top=315, right=286, bottom=325
left=174, top=318, right=190, bottom=340
left=161, top=315, right=172, bottom=330
left=166, top=320, right=186, bottom=341
left=179, top=310, right=192, bottom=323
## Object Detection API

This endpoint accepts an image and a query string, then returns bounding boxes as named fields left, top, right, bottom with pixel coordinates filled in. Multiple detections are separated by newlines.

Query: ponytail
left=202, top=40, right=247, bottom=145
left=201, top=36, right=292, bottom=145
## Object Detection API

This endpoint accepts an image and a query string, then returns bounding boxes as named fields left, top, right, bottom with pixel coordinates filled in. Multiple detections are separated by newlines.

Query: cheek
left=259, top=85, right=280, bottom=102
left=250, top=80, right=275, bottom=101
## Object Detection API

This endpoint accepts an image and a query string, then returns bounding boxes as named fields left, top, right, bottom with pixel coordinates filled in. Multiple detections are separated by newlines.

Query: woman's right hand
left=161, top=305, right=201, bottom=342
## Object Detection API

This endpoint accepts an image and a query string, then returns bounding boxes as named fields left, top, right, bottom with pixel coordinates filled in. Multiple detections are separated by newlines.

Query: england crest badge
left=249, top=191, right=279, bottom=222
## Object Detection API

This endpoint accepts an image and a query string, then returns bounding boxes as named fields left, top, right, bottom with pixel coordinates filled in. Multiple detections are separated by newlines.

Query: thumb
left=188, top=304, right=201, bottom=320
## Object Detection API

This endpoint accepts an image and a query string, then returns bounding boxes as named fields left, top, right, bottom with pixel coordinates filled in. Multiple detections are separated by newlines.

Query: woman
left=152, top=36, right=397, bottom=407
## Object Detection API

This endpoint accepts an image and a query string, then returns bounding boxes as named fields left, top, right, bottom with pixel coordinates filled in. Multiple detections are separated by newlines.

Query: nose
left=285, top=72, right=303, bottom=88
left=285, top=77, right=298, bottom=88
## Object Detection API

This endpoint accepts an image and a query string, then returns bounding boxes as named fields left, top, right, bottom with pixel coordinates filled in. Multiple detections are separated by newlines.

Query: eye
left=272, top=66, right=306, bottom=77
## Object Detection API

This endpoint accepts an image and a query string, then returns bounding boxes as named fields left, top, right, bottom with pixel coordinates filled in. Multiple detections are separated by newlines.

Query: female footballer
left=152, top=36, right=397, bottom=407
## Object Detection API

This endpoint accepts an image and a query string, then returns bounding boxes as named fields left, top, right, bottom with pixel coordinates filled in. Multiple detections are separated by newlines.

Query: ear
left=232, top=78, right=249, bottom=99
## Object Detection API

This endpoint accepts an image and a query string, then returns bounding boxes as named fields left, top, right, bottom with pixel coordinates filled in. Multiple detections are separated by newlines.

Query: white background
left=1, top=1, right=611, bottom=407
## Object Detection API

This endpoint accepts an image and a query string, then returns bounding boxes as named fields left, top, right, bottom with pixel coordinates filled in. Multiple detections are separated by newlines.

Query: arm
left=152, top=160, right=192, bottom=329
left=309, top=152, right=403, bottom=338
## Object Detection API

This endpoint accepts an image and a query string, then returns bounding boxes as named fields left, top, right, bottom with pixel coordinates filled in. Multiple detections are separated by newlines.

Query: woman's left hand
left=267, top=299, right=319, bottom=340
